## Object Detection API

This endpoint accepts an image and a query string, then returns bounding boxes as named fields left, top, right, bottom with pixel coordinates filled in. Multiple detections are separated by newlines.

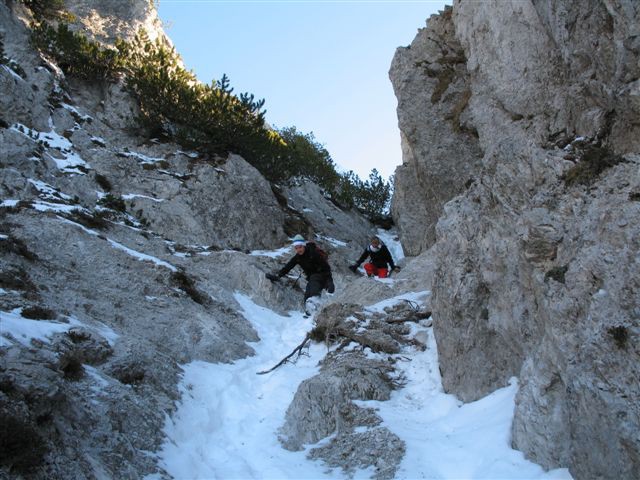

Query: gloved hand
left=348, top=264, right=358, bottom=273
left=265, top=273, right=280, bottom=282
left=393, top=266, right=401, bottom=272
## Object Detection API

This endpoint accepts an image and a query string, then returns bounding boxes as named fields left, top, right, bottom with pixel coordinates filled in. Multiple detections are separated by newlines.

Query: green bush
left=121, top=31, right=287, bottom=178
left=272, top=129, right=392, bottom=218
left=20, top=0, right=65, bottom=19
left=562, top=145, right=625, bottom=186
left=29, top=20, right=393, bottom=217
left=98, top=193, right=126, bottom=212
left=276, top=127, right=340, bottom=189
left=0, top=38, right=8, bottom=64
left=356, top=169, right=392, bottom=217
left=333, top=169, right=392, bottom=218
left=31, top=23, right=125, bottom=80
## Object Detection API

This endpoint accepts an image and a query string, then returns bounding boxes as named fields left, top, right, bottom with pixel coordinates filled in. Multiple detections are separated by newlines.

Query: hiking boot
left=304, top=297, right=320, bottom=316
left=326, top=277, right=335, bottom=294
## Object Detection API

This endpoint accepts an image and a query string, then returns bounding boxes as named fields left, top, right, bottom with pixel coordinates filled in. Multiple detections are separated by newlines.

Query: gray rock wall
left=390, top=0, right=640, bottom=478
left=0, top=1, right=375, bottom=477
left=64, top=0, right=167, bottom=43
left=389, top=7, right=483, bottom=255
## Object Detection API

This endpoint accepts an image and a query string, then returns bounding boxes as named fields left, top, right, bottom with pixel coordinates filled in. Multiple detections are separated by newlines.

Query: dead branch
left=401, top=299, right=421, bottom=311
left=256, top=332, right=311, bottom=375
left=336, top=328, right=375, bottom=351
left=385, top=312, right=432, bottom=324
left=335, top=327, right=401, bottom=354
left=386, top=316, right=419, bottom=324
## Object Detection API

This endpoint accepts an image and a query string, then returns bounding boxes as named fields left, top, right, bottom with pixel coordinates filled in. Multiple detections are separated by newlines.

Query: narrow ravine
left=155, top=277, right=572, bottom=479
left=157, top=294, right=341, bottom=479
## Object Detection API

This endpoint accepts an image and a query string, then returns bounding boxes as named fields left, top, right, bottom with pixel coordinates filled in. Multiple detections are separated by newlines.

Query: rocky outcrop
left=0, top=1, right=378, bottom=478
left=283, top=181, right=373, bottom=249
left=389, top=7, right=483, bottom=255
left=64, top=0, right=166, bottom=43
left=279, top=301, right=431, bottom=479
left=390, top=1, right=640, bottom=478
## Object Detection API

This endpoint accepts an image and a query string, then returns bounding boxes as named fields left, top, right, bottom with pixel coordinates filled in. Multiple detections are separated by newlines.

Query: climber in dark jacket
left=349, top=236, right=399, bottom=278
left=266, top=234, right=335, bottom=301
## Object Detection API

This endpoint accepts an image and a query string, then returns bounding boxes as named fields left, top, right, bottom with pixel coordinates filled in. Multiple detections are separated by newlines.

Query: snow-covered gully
left=156, top=289, right=572, bottom=479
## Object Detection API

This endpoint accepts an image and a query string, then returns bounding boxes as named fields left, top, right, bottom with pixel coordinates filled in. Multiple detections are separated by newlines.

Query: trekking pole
left=292, top=271, right=303, bottom=289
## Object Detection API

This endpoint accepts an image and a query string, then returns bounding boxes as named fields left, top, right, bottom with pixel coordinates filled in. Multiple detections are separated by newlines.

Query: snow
left=58, top=217, right=102, bottom=237
left=28, top=179, right=74, bottom=202
left=376, top=228, right=405, bottom=263
left=0, top=309, right=80, bottom=347
left=10, top=122, right=90, bottom=174
left=316, top=234, right=348, bottom=247
left=177, top=150, right=199, bottom=159
left=105, top=238, right=178, bottom=272
left=158, top=293, right=339, bottom=479
left=122, top=193, right=165, bottom=203
left=92, top=321, right=119, bottom=347
left=365, top=329, right=571, bottom=479
left=31, top=201, right=81, bottom=213
left=61, top=103, right=93, bottom=122
left=85, top=365, right=110, bottom=392
left=364, top=291, right=429, bottom=314
left=158, top=169, right=190, bottom=180
left=0, top=310, right=117, bottom=351
left=250, top=246, right=291, bottom=258
left=118, top=150, right=166, bottom=165
left=90, top=135, right=106, bottom=147
left=58, top=217, right=178, bottom=272
left=158, top=291, right=573, bottom=480
left=1, top=64, right=24, bottom=81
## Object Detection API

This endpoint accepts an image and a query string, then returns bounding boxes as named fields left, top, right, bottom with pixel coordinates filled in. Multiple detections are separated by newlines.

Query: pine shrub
left=28, top=17, right=393, bottom=217
left=21, top=0, right=65, bottom=19
left=31, top=22, right=125, bottom=80
left=562, top=145, right=625, bottom=186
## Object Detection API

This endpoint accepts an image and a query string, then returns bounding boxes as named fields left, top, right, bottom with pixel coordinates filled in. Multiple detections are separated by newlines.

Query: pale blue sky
left=157, top=0, right=449, bottom=180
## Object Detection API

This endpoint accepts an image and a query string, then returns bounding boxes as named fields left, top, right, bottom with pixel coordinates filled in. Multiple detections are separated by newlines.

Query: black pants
left=305, top=273, right=333, bottom=300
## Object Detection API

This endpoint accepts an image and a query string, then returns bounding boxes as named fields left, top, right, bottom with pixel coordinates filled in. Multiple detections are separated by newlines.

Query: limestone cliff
left=390, top=1, right=639, bottom=478
left=0, top=1, right=377, bottom=477
left=389, top=7, right=483, bottom=256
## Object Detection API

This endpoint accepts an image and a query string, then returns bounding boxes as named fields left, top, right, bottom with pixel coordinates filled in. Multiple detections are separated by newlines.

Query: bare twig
left=256, top=332, right=311, bottom=375
left=386, top=317, right=418, bottom=324
left=402, top=299, right=420, bottom=311
left=385, top=311, right=432, bottom=324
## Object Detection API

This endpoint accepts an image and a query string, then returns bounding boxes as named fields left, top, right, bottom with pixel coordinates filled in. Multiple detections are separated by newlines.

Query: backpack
left=307, top=241, right=329, bottom=263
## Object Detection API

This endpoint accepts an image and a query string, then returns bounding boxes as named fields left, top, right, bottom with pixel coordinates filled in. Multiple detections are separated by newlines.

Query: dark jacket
left=355, top=243, right=395, bottom=270
left=279, top=242, right=331, bottom=279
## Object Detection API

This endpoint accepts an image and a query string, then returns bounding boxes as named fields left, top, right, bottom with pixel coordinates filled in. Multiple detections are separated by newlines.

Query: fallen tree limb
left=256, top=332, right=311, bottom=375
left=385, top=312, right=431, bottom=324
left=336, top=326, right=401, bottom=354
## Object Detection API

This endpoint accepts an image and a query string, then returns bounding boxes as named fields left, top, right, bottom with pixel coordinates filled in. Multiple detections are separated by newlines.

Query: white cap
left=292, top=234, right=305, bottom=247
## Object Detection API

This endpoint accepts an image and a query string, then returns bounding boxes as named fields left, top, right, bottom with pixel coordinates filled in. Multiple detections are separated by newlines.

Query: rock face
left=0, top=1, right=380, bottom=478
left=390, top=1, right=640, bottom=478
left=389, top=8, right=483, bottom=255
left=64, top=0, right=166, bottom=43
left=279, top=301, right=431, bottom=479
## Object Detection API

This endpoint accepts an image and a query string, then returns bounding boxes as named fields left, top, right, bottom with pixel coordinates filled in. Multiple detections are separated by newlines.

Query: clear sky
left=157, top=0, right=450, bottom=180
